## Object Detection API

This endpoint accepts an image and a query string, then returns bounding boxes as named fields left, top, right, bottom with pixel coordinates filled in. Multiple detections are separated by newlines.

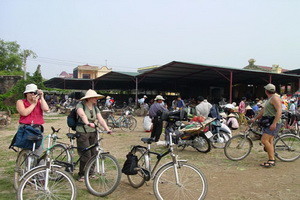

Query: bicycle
left=16, top=127, right=77, bottom=200
left=51, top=124, right=121, bottom=197
left=126, top=131, right=208, bottom=199
left=224, top=123, right=300, bottom=161
left=13, top=126, right=71, bottom=190
left=105, top=109, right=137, bottom=131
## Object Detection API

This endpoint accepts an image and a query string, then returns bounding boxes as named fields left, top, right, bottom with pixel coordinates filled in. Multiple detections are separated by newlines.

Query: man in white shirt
left=195, top=96, right=212, bottom=118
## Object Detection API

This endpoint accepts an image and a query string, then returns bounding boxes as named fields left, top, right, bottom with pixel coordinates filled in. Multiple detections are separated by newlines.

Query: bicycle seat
left=66, top=133, right=77, bottom=140
left=141, top=138, right=155, bottom=144
left=27, top=135, right=43, bottom=141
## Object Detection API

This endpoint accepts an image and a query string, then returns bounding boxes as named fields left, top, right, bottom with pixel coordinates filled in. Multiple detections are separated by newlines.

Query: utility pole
left=23, top=55, right=27, bottom=80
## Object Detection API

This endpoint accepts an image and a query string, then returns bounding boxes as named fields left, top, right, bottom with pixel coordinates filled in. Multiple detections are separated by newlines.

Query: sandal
left=77, top=176, right=84, bottom=182
left=260, top=160, right=275, bottom=168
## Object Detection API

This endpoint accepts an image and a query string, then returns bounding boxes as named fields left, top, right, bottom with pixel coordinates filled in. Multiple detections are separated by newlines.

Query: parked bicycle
left=16, top=127, right=77, bottom=200
left=224, top=123, right=300, bottom=161
left=126, top=111, right=208, bottom=200
left=50, top=124, right=121, bottom=197
left=105, top=109, right=137, bottom=131
left=13, top=126, right=69, bottom=190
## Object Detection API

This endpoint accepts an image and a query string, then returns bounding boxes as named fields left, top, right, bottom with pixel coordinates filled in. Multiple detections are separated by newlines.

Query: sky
left=0, top=0, right=299, bottom=79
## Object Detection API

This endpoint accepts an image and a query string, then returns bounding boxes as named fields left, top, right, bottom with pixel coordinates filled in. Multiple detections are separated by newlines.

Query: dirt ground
left=0, top=113, right=299, bottom=200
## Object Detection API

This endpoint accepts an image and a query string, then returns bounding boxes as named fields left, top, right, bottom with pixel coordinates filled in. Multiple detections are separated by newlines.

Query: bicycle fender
left=152, top=160, right=188, bottom=179
left=18, top=164, right=63, bottom=181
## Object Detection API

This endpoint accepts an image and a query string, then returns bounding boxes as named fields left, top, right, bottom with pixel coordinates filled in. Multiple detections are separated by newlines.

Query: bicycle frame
left=134, top=132, right=187, bottom=183
left=53, top=128, right=109, bottom=174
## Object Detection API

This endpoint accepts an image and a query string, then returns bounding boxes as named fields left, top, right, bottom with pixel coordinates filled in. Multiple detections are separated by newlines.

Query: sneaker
left=156, top=140, right=166, bottom=146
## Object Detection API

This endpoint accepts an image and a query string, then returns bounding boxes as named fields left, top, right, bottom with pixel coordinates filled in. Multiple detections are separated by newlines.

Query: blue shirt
left=149, top=102, right=168, bottom=118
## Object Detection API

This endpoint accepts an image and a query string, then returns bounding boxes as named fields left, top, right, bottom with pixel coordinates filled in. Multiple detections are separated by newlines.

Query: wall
left=0, top=75, right=22, bottom=94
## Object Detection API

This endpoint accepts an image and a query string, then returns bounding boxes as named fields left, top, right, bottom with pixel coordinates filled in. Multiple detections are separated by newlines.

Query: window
left=82, top=74, right=91, bottom=79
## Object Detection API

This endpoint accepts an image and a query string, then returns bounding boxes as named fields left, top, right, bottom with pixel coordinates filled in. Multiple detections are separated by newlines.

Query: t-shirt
left=76, top=102, right=100, bottom=133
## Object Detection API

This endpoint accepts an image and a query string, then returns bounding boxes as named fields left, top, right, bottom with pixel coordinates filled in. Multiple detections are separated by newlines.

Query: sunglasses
left=27, top=91, right=38, bottom=95
left=90, top=110, right=94, bottom=118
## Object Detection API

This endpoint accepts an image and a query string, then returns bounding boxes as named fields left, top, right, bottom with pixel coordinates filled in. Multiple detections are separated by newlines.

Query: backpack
left=121, top=152, right=138, bottom=175
left=67, top=103, right=85, bottom=131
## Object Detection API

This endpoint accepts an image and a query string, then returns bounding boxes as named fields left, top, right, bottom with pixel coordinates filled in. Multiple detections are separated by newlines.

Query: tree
left=0, top=39, right=23, bottom=71
left=0, top=39, right=37, bottom=78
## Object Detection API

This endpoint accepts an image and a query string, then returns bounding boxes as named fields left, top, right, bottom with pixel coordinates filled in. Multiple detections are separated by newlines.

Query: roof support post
left=298, top=78, right=300, bottom=91
left=64, top=79, right=66, bottom=89
left=269, top=74, right=272, bottom=83
left=135, top=77, right=138, bottom=107
left=91, top=80, right=95, bottom=90
left=229, top=71, right=233, bottom=103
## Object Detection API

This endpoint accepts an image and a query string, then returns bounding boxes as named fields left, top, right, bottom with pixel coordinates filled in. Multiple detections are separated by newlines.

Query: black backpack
left=67, top=103, right=85, bottom=131
left=121, top=152, right=138, bottom=175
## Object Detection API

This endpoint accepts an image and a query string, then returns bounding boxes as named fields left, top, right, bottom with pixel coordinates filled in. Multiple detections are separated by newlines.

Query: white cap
left=24, top=84, right=38, bottom=94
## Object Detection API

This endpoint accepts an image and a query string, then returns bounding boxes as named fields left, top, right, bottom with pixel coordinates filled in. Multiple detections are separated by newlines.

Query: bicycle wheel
left=17, top=166, right=77, bottom=200
left=106, top=117, right=115, bottom=130
left=224, top=135, right=252, bottom=161
left=120, top=116, right=137, bottom=132
left=127, top=147, right=148, bottom=188
left=193, top=135, right=211, bottom=153
left=153, top=161, right=207, bottom=200
left=49, top=144, right=71, bottom=171
left=211, top=131, right=230, bottom=149
left=274, top=134, right=300, bottom=162
left=128, top=116, right=137, bottom=131
left=14, top=150, right=32, bottom=190
left=84, top=154, right=121, bottom=197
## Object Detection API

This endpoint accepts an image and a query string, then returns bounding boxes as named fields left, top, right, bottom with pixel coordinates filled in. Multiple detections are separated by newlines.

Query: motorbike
left=162, top=110, right=231, bottom=153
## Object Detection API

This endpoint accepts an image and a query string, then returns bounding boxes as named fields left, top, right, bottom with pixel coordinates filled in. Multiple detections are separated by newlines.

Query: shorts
left=262, top=123, right=281, bottom=136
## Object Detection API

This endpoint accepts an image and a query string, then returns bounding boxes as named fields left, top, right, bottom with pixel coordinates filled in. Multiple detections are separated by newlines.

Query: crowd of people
left=14, top=82, right=299, bottom=185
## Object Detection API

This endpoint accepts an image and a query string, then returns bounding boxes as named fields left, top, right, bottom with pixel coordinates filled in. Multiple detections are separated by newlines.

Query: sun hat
left=143, top=95, right=147, bottom=98
left=80, top=89, right=104, bottom=100
left=106, top=96, right=111, bottom=99
left=154, top=95, right=165, bottom=101
left=246, top=105, right=252, bottom=110
left=228, top=113, right=237, bottom=118
left=264, top=83, right=276, bottom=92
left=24, top=84, right=38, bottom=94
left=219, top=112, right=227, bottom=118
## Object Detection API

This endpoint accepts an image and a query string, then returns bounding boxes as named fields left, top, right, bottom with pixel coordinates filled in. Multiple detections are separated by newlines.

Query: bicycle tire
left=153, top=161, right=208, bottom=200
left=274, top=134, right=300, bottom=162
left=211, top=131, right=230, bottom=149
left=14, top=149, right=32, bottom=190
left=224, top=135, right=252, bottom=161
left=17, top=166, right=77, bottom=200
left=84, top=154, right=121, bottom=197
left=193, top=135, right=211, bottom=153
left=127, top=147, right=148, bottom=188
left=106, top=117, right=115, bottom=129
left=50, top=143, right=72, bottom=171
left=128, top=116, right=137, bottom=131
left=120, top=116, right=137, bottom=132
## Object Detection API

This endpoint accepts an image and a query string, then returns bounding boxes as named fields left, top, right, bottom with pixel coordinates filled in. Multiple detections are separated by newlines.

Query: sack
left=121, top=152, right=138, bottom=175
left=10, top=125, right=43, bottom=150
left=259, top=116, right=275, bottom=128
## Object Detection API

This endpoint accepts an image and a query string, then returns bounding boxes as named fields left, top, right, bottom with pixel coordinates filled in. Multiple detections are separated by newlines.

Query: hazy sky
left=1, top=0, right=299, bottom=79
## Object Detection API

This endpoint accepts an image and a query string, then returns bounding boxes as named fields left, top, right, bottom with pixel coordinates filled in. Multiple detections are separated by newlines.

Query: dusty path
left=0, top=114, right=299, bottom=200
